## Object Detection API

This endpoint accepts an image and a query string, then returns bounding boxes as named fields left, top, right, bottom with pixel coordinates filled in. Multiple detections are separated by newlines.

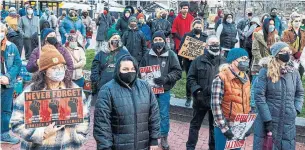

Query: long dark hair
left=262, top=18, right=275, bottom=42
left=31, top=70, right=72, bottom=91
left=223, top=14, right=234, bottom=24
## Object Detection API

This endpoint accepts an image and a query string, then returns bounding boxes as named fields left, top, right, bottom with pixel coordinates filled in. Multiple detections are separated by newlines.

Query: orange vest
left=218, top=68, right=251, bottom=121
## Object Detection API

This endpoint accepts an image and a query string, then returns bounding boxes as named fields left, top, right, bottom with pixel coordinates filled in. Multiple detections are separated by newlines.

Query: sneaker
left=185, top=97, right=192, bottom=107
left=161, top=136, right=170, bottom=150
left=0, top=132, right=20, bottom=144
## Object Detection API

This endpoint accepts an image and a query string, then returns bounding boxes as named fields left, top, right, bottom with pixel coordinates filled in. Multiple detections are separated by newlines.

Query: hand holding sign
left=43, top=122, right=65, bottom=140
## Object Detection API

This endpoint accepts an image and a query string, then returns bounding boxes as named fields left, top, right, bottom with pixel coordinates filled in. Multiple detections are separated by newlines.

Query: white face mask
left=0, top=33, right=5, bottom=41
left=27, top=9, right=33, bottom=15
left=226, top=18, right=233, bottom=23
left=46, top=69, right=65, bottom=82
left=69, top=42, right=78, bottom=49
left=293, top=22, right=301, bottom=28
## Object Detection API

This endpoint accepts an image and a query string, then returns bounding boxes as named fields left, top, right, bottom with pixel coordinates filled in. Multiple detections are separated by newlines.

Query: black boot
left=161, top=136, right=170, bottom=150
left=185, top=97, right=192, bottom=107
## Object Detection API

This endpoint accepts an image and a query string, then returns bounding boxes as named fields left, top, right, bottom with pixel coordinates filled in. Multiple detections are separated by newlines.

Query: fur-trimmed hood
left=99, top=41, right=125, bottom=53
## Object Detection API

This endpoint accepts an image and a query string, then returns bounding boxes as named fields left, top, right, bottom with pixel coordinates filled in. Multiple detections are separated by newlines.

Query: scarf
left=70, top=16, right=78, bottom=22
left=280, top=62, right=295, bottom=74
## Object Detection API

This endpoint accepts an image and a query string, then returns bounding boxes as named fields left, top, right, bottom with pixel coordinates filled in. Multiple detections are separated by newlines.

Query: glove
left=224, top=129, right=234, bottom=140
left=195, top=90, right=204, bottom=101
left=173, top=33, right=181, bottom=40
left=153, top=77, right=168, bottom=86
left=264, top=121, right=273, bottom=133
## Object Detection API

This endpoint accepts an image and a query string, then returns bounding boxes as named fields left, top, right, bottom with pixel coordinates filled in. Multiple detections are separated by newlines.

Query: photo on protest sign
left=140, top=65, right=164, bottom=94
left=24, top=88, right=83, bottom=128
left=83, top=70, right=92, bottom=92
left=178, top=36, right=206, bottom=60
left=225, top=114, right=257, bottom=149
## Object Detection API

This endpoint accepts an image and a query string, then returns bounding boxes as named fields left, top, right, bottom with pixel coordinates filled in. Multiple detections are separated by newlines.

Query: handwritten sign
left=24, top=88, right=83, bottom=128
left=178, top=36, right=206, bottom=60
left=225, top=114, right=257, bottom=149
left=140, top=65, right=164, bottom=94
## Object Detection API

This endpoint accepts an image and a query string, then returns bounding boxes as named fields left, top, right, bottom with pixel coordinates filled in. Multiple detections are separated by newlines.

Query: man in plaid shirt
left=211, top=48, right=251, bottom=150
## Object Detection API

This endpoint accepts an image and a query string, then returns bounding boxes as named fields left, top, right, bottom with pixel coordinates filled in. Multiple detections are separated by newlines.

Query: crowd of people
left=1, top=0, right=305, bottom=150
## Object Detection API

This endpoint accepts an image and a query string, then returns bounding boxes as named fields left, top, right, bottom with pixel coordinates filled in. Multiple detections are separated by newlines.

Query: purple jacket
left=26, top=43, right=74, bottom=74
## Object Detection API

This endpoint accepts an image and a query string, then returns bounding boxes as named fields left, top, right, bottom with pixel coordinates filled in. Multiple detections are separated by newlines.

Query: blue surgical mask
left=268, top=25, right=275, bottom=32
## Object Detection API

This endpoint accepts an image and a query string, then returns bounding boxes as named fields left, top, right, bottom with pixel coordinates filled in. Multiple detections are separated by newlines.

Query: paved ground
left=2, top=108, right=305, bottom=150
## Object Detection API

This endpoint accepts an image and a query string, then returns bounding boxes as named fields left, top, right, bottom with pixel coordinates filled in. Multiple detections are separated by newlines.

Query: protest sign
left=24, top=88, right=83, bottom=128
left=178, top=36, right=206, bottom=60
left=225, top=114, right=257, bottom=150
left=83, top=70, right=92, bottom=92
left=140, top=65, right=164, bottom=94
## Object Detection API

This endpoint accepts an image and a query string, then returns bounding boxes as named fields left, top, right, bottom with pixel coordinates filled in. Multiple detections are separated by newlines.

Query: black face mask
left=270, top=12, right=277, bottom=17
left=152, top=42, right=165, bottom=51
left=119, top=72, right=136, bottom=84
left=248, top=13, right=253, bottom=17
left=209, top=44, right=220, bottom=52
left=278, top=52, right=290, bottom=63
left=237, top=60, right=249, bottom=72
left=193, top=28, right=202, bottom=35
left=110, top=40, right=120, bottom=48
left=46, top=37, right=57, bottom=45
left=161, top=14, right=167, bottom=19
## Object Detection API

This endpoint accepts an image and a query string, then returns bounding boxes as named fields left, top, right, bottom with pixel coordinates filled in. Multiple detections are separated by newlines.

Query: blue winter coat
left=138, top=23, right=152, bottom=41
left=59, top=16, right=86, bottom=44
left=274, top=16, right=283, bottom=36
left=253, top=67, right=304, bottom=150
left=1, top=41, right=22, bottom=88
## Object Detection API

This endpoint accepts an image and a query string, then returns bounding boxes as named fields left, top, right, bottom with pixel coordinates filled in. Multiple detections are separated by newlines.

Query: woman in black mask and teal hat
left=179, top=19, right=208, bottom=107
left=94, top=55, right=160, bottom=150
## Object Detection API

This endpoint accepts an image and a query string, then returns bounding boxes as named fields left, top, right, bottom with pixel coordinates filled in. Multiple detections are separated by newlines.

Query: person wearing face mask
left=81, top=9, right=93, bottom=49
left=18, top=1, right=29, bottom=17
left=137, top=13, right=152, bottom=48
left=122, top=16, right=147, bottom=63
left=0, top=23, right=21, bottom=145
left=251, top=13, right=270, bottom=40
left=65, top=30, right=86, bottom=87
left=216, top=13, right=239, bottom=58
left=96, top=8, right=113, bottom=50
left=59, top=7, right=86, bottom=44
left=94, top=55, right=160, bottom=150
left=186, top=35, right=225, bottom=150
left=167, top=9, right=176, bottom=25
left=253, top=42, right=304, bottom=150
left=179, top=19, right=208, bottom=107
left=18, top=4, right=39, bottom=60
left=151, top=9, right=171, bottom=37
left=116, top=6, right=135, bottom=36
left=282, top=12, right=305, bottom=78
left=140, top=31, right=182, bottom=150
left=211, top=48, right=251, bottom=150
left=270, top=8, right=283, bottom=36
left=26, top=28, right=74, bottom=78
left=237, top=8, right=253, bottom=48
left=11, top=44, right=90, bottom=149
left=90, top=28, right=129, bottom=97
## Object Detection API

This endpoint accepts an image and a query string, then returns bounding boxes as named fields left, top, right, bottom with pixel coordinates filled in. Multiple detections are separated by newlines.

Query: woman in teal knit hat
left=116, top=6, right=135, bottom=36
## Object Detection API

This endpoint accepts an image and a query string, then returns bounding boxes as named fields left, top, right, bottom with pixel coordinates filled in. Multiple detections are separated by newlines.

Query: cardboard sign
left=178, top=36, right=206, bottom=60
left=24, top=88, right=83, bottom=128
left=225, top=114, right=257, bottom=149
left=140, top=65, right=164, bottom=94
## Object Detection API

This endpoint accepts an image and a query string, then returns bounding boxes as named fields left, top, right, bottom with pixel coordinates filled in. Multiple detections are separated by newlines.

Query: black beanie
left=152, top=31, right=166, bottom=42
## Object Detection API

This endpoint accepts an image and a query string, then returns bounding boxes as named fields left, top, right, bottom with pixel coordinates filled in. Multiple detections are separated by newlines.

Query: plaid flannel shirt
left=211, top=76, right=234, bottom=133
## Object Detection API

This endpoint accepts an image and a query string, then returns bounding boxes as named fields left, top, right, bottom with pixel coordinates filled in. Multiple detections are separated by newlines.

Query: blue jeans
left=73, top=77, right=85, bottom=88
left=156, top=91, right=171, bottom=136
left=1, top=88, right=14, bottom=134
left=214, top=127, right=241, bottom=150
left=250, top=75, right=258, bottom=108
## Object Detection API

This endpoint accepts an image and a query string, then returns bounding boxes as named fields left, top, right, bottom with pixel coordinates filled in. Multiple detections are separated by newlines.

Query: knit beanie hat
left=41, top=28, right=55, bottom=41
left=128, top=16, right=137, bottom=24
left=226, top=48, right=249, bottom=63
left=39, top=45, right=66, bottom=71
left=152, top=31, right=166, bottom=42
left=107, top=28, right=119, bottom=41
left=137, top=13, right=145, bottom=19
left=270, top=42, right=289, bottom=57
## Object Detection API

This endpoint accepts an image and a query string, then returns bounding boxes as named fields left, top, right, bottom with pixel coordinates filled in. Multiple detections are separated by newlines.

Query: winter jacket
left=26, top=43, right=74, bottom=75
left=11, top=83, right=90, bottom=150
left=94, top=55, right=160, bottom=150
left=138, top=23, right=152, bottom=41
left=217, top=22, right=239, bottom=49
left=6, top=27, right=23, bottom=54
left=59, top=16, right=86, bottom=44
left=251, top=31, right=280, bottom=75
left=253, top=64, right=304, bottom=150
left=96, top=14, right=113, bottom=41
left=151, top=18, right=172, bottom=37
left=273, top=16, right=283, bottom=36
left=179, top=31, right=208, bottom=50
left=90, top=42, right=130, bottom=93
left=115, top=16, right=130, bottom=36
left=66, top=46, right=86, bottom=80
left=5, top=13, right=21, bottom=31
left=140, top=47, right=182, bottom=91
left=282, top=28, right=305, bottom=55
left=167, top=15, right=176, bottom=25
left=187, top=53, right=225, bottom=109
left=237, top=18, right=250, bottom=41
left=46, top=14, right=58, bottom=29
left=171, top=13, right=194, bottom=51
left=18, top=15, right=39, bottom=38
left=122, top=28, right=147, bottom=62
left=1, top=40, right=21, bottom=88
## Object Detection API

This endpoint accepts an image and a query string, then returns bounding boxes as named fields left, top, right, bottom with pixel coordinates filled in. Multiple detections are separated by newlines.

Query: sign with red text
left=178, top=36, right=206, bottom=60
left=24, top=88, right=83, bottom=128
left=140, top=65, right=164, bottom=94
left=83, top=70, right=92, bottom=92
left=225, top=114, right=257, bottom=149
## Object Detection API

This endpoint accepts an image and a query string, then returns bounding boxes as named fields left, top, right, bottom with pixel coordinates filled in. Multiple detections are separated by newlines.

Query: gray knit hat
left=128, top=16, right=137, bottom=24
left=270, top=42, right=289, bottom=57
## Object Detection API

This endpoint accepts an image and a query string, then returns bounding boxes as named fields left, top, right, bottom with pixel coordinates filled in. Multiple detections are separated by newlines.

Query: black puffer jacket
left=122, top=28, right=147, bottom=62
left=151, top=19, right=172, bottom=37
left=187, top=53, right=225, bottom=108
left=94, top=55, right=160, bottom=150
